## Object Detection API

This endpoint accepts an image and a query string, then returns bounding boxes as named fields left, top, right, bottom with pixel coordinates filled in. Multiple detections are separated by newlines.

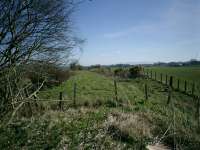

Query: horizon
left=80, top=58, right=200, bottom=67
left=73, top=0, right=200, bottom=66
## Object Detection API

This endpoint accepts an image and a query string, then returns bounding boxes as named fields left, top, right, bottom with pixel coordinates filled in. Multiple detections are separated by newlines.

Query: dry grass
left=104, top=111, right=155, bottom=144
left=146, top=144, right=171, bottom=150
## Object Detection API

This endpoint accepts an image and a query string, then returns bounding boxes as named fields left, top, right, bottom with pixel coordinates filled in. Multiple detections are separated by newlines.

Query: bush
left=129, top=66, right=143, bottom=78
left=114, top=68, right=129, bottom=78
left=90, top=67, right=113, bottom=76
left=69, top=62, right=83, bottom=70
left=114, top=68, right=123, bottom=76
left=24, top=61, right=71, bottom=88
left=89, top=64, right=101, bottom=69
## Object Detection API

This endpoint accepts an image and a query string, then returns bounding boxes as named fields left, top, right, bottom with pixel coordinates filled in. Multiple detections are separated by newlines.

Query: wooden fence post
left=143, top=67, right=145, bottom=75
left=73, top=83, right=77, bottom=107
left=184, top=80, right=187, bottom=93
left=114, top=80, right=118, bottom=101
left=155, top=72, right=157, bottom=80
left=177, top=79, right=180, bottom=90
left=145, top=84, right=148, bottom=100
left=166, top=75, right=168, bottom=85
left=167, top=76, right=173, bottom=104
left=170, top=76, right=173, bottom=88
left=151, top=71, right=152, bottom=79
left=147, top=70, right=149, bottom=78
left=192, top=82, right=195, bottom=96
left=167, top=88, right=172, bottom=105
left=160, top=73, right=163, bottom=83
left=196, top=96, right=200, bottom=129
left=59, top=92, right=63, bottom=110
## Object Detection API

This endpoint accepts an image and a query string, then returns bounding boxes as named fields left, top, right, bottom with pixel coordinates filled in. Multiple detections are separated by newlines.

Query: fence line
left=144, top=69, right=199, bottom=97
left=8, top=76, right=200, bottom=139
left=10, top=99, right=72, bottom=105
left=114, top=80, right=118, bottom=101
left=4, top=73, right=200, bottom=149
left=73, top=82, right=77, bottom=107
left=145, top=83, right=148, bottom=100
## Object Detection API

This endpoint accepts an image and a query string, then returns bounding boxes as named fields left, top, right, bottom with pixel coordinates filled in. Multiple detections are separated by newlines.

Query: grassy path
left=39, top=71, right=144, bottom=105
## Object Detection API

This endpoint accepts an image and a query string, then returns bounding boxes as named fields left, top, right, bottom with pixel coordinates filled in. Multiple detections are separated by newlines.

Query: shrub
left=114, top=68, right=129, bottom=78
left=114, top=68, right=123, bottom=76
left=89, top=64, right=101, bottom=69
left=90, top=67, right=113, bottom=76
left=25, top=61, right=71, bottom=88
left=69, top=62, right=83, bottom=70
left=129, top=66, right=143, bottom=78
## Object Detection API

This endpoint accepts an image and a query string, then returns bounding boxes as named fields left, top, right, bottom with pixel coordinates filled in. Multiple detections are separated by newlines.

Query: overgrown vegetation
left=1, top=63, right=200, bottom=149
left=0, top=1, right=199, bottom=149
left=24, top=61, right=72, bottom=88
left=16, top=70, right=198, bottom=149
left=90, top=65, right=143, bottom=79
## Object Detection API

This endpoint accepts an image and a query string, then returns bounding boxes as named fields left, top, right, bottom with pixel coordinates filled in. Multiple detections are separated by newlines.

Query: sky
left=72, top=0, right=200, bottom=66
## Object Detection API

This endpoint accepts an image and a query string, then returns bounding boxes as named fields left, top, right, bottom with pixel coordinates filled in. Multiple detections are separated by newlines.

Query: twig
left=5, top=80, right=45, bottom=126
left=28, top=80, right=45, bottom=98
left=157, top=124, right=172, bottom=144
left=6, top=102, right=24, bottom=126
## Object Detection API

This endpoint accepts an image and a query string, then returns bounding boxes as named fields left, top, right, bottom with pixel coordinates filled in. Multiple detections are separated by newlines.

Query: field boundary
left=143, top=69, right=200, bottom=97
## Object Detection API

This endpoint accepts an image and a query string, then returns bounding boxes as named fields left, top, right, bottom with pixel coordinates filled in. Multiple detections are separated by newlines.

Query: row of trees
left=0, top=0, right=82, bottom=119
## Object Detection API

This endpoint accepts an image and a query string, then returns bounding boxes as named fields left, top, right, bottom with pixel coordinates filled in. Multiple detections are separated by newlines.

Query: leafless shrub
left=0, top=0, right=81, bottom=120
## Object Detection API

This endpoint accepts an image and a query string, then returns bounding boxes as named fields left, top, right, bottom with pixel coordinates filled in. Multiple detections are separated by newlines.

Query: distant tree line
left=153, top=59, right=200, bottom=67
left=86, top=59, right=200, bottom=68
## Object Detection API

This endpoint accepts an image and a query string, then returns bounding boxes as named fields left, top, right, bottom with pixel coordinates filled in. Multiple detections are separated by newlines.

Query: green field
left=37, top=71, right=200, bottom=149
left=145, top=66, right=200, bottom=95
left=1, top=70, right=200, bottom=149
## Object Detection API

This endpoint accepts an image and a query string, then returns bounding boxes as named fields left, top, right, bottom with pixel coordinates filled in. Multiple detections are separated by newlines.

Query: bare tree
left=0, top=0, right=78, bottom=69
left=0, top=0, right=81, bottom=118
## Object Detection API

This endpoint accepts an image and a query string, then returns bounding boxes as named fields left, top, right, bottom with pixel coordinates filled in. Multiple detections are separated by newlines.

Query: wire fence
left=143, top=69, right=200, bottom=97
left=8, top=75, right=200, bottom=149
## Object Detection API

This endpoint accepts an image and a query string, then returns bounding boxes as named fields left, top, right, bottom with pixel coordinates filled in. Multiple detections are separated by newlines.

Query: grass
left=0, top=107, right=119, bottom=149
left=39, top=71, right=144, bottom=106
left=1, top=70, right=200, bottom=149
left=145, top=66, right=200, bottom=95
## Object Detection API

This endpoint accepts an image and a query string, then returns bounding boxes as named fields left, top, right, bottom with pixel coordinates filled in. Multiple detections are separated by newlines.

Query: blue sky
left=73, top=0, right=200, bottom=66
